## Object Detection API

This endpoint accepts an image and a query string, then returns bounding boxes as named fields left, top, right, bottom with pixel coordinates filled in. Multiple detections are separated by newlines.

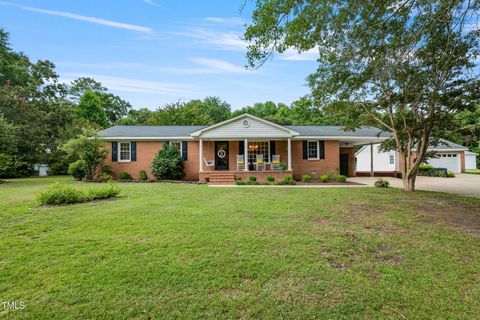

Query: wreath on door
left=217, top=149, right=227, bottom=159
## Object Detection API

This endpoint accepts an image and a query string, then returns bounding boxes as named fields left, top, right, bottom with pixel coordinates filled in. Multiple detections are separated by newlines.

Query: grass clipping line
left=37, top=182, right=120, bottom=206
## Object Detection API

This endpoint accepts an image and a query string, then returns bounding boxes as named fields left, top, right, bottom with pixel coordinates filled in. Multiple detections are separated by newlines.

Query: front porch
left=198, top=138, right=293, bottom=183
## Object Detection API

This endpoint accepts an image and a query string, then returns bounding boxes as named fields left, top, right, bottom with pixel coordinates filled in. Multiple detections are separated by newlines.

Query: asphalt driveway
left=350, top=173, right=480, bottom=197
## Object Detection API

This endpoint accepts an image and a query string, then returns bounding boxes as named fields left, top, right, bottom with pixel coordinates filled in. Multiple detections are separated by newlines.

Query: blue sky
left=0, top=0, right=319, bottom=110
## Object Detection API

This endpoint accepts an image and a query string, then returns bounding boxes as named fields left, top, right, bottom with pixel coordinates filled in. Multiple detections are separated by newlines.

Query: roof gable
left=191, top=114, right=299, bottom=138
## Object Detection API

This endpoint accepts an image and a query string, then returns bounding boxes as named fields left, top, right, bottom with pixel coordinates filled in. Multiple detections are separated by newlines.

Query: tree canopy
left=245, top=0, right=480, bottom=191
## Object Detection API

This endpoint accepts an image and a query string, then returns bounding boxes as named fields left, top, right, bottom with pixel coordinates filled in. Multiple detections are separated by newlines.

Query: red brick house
left=99, top=114, right=387, bottom=183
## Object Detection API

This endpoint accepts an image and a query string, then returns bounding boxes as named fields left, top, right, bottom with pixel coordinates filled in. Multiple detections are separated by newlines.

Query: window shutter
left=131, top=142, right=137, bottom=161
left=302, top=141, right=308, bottom=160
left=270, top=140, right=276, bottom=162
left=239, top=141, right=244, bottom=155
left=319, top=141, right=325, bottom=159
left=181, top=141, right=188, bottom=161
left=112, top=142, right=118, bottom=162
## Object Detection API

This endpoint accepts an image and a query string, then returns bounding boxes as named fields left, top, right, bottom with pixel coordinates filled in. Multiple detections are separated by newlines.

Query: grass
left=1, top=176, right=480, bottom=319
left=465, top=169, right=480, bottom=174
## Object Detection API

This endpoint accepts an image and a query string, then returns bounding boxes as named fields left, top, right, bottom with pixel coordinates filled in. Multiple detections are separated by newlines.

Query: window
left=452, top=154, right=457, bottom=157
left=248, top=141, right=269, bottom=163
left=170, top=142, right=182, bottom=157
left=389, top=153, right=395, bottom=165
left=119, top=142, right=131, bottom=162
left=307, top=141, right=319, bottom=160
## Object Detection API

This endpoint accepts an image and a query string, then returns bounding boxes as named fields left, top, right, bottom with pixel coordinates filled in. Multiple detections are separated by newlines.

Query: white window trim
left=307, top=140, right=320, bottom=160
left=247, top=140, right=271, bottom=163
left=389, top=153, right=395, bottom=165
left=118, top=141, right=131, bottom=162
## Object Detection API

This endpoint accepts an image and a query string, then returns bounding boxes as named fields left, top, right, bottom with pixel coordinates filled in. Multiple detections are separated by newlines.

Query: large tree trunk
left=399, top=151, right=416, bottom=192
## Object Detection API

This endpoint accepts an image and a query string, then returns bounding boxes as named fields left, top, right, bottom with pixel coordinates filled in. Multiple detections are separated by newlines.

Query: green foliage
left=447, top=171, right=456, bottom=178
left=301, top=175, right=311, bottom=182
left=374, top=179, right=390, bottom=188
left=151, top=143, right=184, bottom=180
left=61, top=129, right=108, bottom=181
left=235, top=180, right=247, bottom=185
left=325, top=170, right=337, bottom=181
left=37, top=183, right=86, bottom=205
left=335, top=175, right=347, bottom=183
left=139, top=170, right=148, bottom=181
left=67, top=160, right=87, bottom=180
left=76, top=90, right=108, bottom=128
left=87, top=183, right=120, bottom=200
left=266, top=175, right=275, bottom=182
left=245, top=0, right=479, bottom=192
left=278, top=161, right=287, bottom=170
left=248, top=176, right=257, bottom=182
left=319, top=175, right=328, bottom=183
left=274, top=176, right=296, bottom=185
left=37, top=182, right=120, bottom=205
left=118, top=171, right=133, bottom=180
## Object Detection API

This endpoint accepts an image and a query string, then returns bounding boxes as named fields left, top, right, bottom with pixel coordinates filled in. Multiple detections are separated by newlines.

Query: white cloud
left=279, top=47, right=319, bottom=61
left=144, top=0, right=161, bottom=8
left=60, top=73, right=196, bottom=95
left=173, top=28, right=248, bottom=52
left=204, top=17, right=245, bottom=25
left=190, top=58, right=249, bottom=73
left=0, top=1, right=152, bottom=33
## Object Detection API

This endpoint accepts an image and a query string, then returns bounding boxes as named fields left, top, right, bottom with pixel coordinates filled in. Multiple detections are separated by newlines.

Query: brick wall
left=104, top=141, right=199, bottom=180
left=291, top=140, right=340, bottom=180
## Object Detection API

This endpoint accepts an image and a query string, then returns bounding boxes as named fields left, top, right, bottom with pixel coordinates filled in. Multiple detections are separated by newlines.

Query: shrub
left=278, top=161, right=288, bottom=170
left=118, top=171, right=133, bottom=180
left=68, top=160, right=87, bottom=180
left=301, top=174, right=311, bottom=182
left=325, top=170, right=337, bottom=180
left=248, top=176, right=257, bottom=182
left=336, top=175, right=347, bottom=183
left=374, top=178, right=390, bottom=188
left=319, top=175, right=328, bottom=183
left=235, top=180, right=247, bottom=185
left=37, top=182, right=121, bottom=206
left=87, top=183, right=120, bottom=200
left=266, top=175, right=275, bottom=182
left=139, top=170, right=148, bottom=181
left=447, top=171, right=455, bottom=178
left=247, top=180, right=259, bottom=185
left=151, top=143, right=184, bottom=180
left=37, top=183, right=86, bottom=205
left=99, top=172, right=113, bottom=182
left=274, top=176, right=296, bottom=185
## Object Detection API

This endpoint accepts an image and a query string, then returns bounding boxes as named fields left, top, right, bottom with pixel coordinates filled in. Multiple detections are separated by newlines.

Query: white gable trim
left=190, top=114, right=299, bottom=137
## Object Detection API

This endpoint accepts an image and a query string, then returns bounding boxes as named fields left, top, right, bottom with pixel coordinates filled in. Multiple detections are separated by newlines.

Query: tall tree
left=245, top=0, right=480, bottom=191
left=76, top=90, right=108, bottom=128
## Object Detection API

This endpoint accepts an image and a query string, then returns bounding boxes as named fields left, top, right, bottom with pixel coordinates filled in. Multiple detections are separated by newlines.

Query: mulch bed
left=296, top=181, right=365, bottom=186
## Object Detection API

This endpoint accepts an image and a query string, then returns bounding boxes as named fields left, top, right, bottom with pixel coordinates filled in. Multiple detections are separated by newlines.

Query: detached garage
left=465, top=151, right=478, bottom=170
left=426, top=153, right=461, bottom=172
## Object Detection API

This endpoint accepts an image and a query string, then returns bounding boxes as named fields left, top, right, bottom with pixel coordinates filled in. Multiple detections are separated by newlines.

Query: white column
left=199, top=138, right=203, bottom=172
left=244, top=138, right=248, bottom=171
left=287, top=138, right=292, bottom=170
left=370, top=143, right=374, bottom=177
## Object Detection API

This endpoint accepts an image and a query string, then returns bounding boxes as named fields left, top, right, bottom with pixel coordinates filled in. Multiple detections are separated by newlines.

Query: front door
left=340, top=153, right=349, bottom=176
left=215, top=141, right=229, bottom=171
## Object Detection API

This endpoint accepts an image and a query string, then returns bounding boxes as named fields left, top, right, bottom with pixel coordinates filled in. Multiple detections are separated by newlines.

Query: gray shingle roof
left=99, top=124, right=389, bottom=138
left=429, top=139, right=467, bottom=150
left=285, top=125, right=390, bottom=137
left=99, top=125, right=206, bottom=138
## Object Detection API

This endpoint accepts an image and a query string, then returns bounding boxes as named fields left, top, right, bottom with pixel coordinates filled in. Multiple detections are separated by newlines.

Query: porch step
left=208, top=173, right=235, bottom=185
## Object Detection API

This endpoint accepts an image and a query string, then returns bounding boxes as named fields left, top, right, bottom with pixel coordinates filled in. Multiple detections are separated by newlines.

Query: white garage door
left=426, top=153, right=461, bottom=172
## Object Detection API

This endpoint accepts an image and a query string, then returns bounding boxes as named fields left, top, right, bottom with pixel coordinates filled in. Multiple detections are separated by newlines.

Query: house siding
left=104, top=141, right=199, bottom=180
left=291, top=140, right=340, bottom=179
left=104, top=140, right=353, bottom=181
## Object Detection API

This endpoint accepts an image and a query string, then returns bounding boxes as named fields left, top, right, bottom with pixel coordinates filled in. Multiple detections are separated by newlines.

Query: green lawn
left=1, top=176, right=480, bottom=319
left=465, top=169, right=480, bottom=174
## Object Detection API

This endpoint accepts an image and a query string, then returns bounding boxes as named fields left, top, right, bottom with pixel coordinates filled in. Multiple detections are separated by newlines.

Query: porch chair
left=270, top=154, right=280, bottom=170
left=256, top=154, right=266, bottom=171
left=203, top=157, right=215, bottom=167
left=236, top=155, right=245, bottom=171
